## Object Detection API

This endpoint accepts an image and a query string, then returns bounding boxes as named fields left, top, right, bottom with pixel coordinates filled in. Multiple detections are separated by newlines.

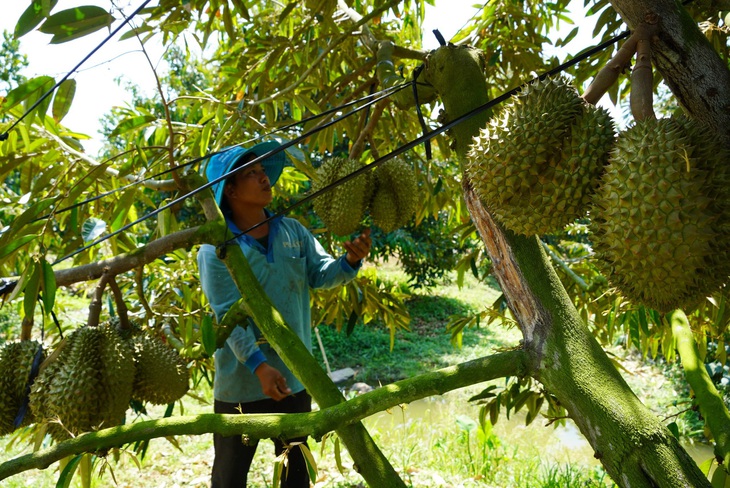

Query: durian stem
left=87, top=270, right=112, bottom=328
left=631, top=22, right=658, bottom=121
left=582, top=30, right=639, bottom=105
left=350, top=99, right=388, bottom=160
left=108, top=278, right=131, bottom=330
left=670, top=309, right=730, bottom=471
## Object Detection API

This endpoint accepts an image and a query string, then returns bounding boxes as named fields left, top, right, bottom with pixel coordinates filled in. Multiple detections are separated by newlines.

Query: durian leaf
left=298, top=442, right=318, bottom=482
left=201, top=315, right=216, bottom=356
left=23, top=260, right=41, bottom=320
left=51, top=79, right=76, bottom=122
left=14, top=0, right=59, bottom=38
left=81, top=218, right=107, bottom=243
left=334, top=437, right=345, bottom=474
left=0, top=235, right=38, bottom=261
left=39, top=6, right=116, bottom=44
left=55, top=453, right=83, bottom=488
left=41, top=258, right=56, bottom=314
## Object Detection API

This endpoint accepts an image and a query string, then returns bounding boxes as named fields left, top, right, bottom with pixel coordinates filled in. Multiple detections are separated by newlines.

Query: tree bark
left=421, top=43, right=711, bottom=486
left=610, top=0, right=730, bottom=147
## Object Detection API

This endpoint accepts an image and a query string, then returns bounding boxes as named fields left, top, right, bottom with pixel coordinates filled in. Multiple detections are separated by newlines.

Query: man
left=197, top=141, right=371, bottom=487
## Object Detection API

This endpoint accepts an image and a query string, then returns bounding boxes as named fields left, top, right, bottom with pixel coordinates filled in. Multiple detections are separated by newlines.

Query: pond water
left=363, top=392, right=715, bottom=473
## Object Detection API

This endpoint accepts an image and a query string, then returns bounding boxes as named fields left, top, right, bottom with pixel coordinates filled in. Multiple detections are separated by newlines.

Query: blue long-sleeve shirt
left=197, top=214, right=359, bottom=403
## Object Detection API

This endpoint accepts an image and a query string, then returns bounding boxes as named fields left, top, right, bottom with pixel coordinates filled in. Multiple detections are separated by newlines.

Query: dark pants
left=212, top=391, right=312, bottom=488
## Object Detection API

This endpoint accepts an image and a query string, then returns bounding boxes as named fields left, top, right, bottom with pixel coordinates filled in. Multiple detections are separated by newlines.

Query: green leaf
left=14, top=0, right=59, bottom=38
left=456, top=415, right=477, bottom=432
left=110, top=188, right=138, bottom=233
left=711, top=463, right=729, bottom=488
left=667, top=421, right=680, bottom=440
left=201, top=315, right=216, bottom=357
left=700, top=457, right=716, bottom=476
left=23, top=260, right=41, bottom=320
left=109, top=115, right=157, bottom=138
left=298, top=442, right=318, bottom=482
left=81, top=217, right=107, bottom=243
left=39, top=6, right=116, bottom=44
left=41, top=258, right=56, bottom=314
left=52, top=79, right=76, bottom=122
left=334, top=437, right=344, bottom=474
left=55, top=453, right=83, bottom=488
left=0, top=235, right=38, bottom=261
left=1, top=76, right=55, bottom=113
left=118, top=24, right=153, bottom=41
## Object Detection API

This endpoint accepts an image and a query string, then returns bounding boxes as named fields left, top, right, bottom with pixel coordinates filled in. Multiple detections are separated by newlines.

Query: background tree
left=1, top=0, right=729, bottom=486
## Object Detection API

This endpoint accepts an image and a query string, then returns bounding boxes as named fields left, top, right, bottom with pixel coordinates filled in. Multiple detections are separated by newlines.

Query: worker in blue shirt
left=197, top=141, right=371, bottom=487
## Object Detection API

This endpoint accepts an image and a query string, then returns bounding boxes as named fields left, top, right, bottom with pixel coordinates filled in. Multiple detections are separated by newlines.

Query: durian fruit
left=591, top=117, right=730, bottom=312
left=130, top=334, right=189, bottom=405
left=0, top=340, right=44, bottom=435
left=370, top=158, right=419, bottom=233
left=29, top=325, right=134, bottom=440
left=312, top=157, right=374, bottom=236
left=467, top=76, right=615, bottom=235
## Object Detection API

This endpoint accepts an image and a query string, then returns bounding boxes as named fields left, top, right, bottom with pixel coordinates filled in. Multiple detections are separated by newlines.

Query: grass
left=0, top=262, right=704, bottom=487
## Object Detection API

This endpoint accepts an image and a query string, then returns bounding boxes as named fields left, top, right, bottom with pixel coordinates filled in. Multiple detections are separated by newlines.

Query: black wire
left=0, top=0, right=154, bottom=142
left=32, top=81, right=413, bottom=222
left=51, top=81, right=415, bottom=266
left=221, top=29, right=631, bottom=246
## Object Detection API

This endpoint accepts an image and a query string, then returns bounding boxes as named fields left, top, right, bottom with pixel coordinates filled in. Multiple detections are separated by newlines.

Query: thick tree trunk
left=610, top=0, right=730, bottom=148
left=422, top=44, right=711, bottom=486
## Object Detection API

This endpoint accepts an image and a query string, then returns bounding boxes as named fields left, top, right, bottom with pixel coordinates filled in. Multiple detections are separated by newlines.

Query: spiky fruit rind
left=591, top=117, right=730, bottom=312
left=312, top=157, right=373, bottom=236
left=130, top=334, right=189, bottom=405
left=370, top=158, right=419, bottom=233
left=0, top=340, right=44, bottom=435
left=29, top=325, right=134, bottom=441
left=467, top=76, right=614, bottom=235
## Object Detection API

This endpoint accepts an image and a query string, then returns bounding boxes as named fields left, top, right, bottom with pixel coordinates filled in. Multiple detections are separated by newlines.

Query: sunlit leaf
left=14, top=0, right=59, bottom=38
left=1, top=76, right=55, bottom=113
left=55, top=453, right=83, bottom=488
left=52, top=79, right=76, bottom=122
left=39, top=6, right=116, bottom=44
left=201, top=315, right=216, bottom=357
left=109, top=115, right=157, bottom=138
left=41, top=257, right=56, bottom=314
left=81, top=218, right=107, bottom=243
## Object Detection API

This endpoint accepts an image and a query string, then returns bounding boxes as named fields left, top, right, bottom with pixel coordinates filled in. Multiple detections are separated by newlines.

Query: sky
left=1, top=0, right=619, bottom=154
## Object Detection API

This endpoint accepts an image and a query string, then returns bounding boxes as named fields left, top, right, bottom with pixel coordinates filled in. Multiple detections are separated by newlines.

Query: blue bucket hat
left=202, top=141, right=287, bottom=207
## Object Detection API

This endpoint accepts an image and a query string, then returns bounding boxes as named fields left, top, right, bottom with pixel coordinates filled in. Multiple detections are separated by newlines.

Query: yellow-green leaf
left=52, top=79, right=76, bottom=122
left=41, top=258, right=56, bottom=314
left=39, top=6, right=116, bottom=44
left=14, top=0, right=59, bottom=39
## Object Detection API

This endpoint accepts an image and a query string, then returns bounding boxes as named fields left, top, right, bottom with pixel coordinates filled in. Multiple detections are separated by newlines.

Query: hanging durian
left=29, top=324, right=134, bottom=440
left=591, top=116, right=730, bottom=312
left=312, top=157, right=374, bottom=236
left=0, top=340, right=44, bottom=435
left=130, top=334, right=189, bottom=405
left=370, top=158, right=419, bottom=233
left=467, top=76, right=615, bottom=235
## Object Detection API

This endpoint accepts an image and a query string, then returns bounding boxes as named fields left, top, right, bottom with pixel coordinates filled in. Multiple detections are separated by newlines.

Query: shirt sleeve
left=298, top=225, right=360, bottom=289
left=197, top=245, right=266, bottom=372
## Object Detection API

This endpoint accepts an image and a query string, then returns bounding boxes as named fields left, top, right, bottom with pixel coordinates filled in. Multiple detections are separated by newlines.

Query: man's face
left=224, top=162, right=273, bottom=209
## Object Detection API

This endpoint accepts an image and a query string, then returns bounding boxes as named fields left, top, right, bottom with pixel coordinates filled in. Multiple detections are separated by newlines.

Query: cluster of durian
left=312, top=156, right=419, bottom=235
left=591, top=117, right=730, bottom=312
left=467, top=76, right=616, bottom=236
left=0, top=340, right=44, bottom=435
left=22, top=321, right=189, bottom=441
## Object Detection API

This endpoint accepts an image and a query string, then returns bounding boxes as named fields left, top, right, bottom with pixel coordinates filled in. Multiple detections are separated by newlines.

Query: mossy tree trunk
left=420, top=42, right=712, bottom=486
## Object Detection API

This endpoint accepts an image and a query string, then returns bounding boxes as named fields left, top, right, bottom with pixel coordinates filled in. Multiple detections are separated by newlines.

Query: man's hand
left=254, top=362, right=292, bottom=401
left=344, top=228, right=372, bottom=267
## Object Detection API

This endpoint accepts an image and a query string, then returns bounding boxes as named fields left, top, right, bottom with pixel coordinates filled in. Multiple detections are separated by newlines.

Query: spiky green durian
left=312, top=157, right=374, bottom=236
left=130, top=334, right=189, bottom=405
left=370, top=158, right=419, bottom=233
left=591, top=117, right=730, bottom=312
left=467, top=76, right=615, bottom=235
left=29, top=325, right=134, bottom=440
left=0, top=340, right=44, bottom=435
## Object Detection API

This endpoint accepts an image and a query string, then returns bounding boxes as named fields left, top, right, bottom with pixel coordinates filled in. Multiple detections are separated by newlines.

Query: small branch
left=540, top=241, right=588, bottom=292
left=0, top=350, right=527, bottom=480
left=582, top=30, right=640, bottom=105
left=630, top=21, right=659, bottom=121
left=670, top=309, right=730, bottom=470
left=350, top=99, right=388, bottom=160
left=88, top=270, right=112, bottom=328
left=108, top=277, right=130, bottom=330
left=135, top=266, right=154, bottom=318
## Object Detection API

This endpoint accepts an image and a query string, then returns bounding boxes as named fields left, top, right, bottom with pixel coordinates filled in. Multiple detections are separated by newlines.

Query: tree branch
left=670, top=309, right=730, bottom=470
left=0, top=350, right=526, bottom=481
